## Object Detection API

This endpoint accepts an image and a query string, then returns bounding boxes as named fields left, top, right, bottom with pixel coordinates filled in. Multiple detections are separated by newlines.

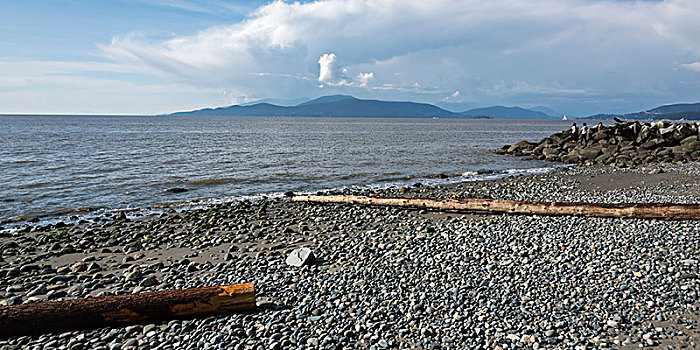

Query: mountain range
left=585, top=102, right=700, bottom=120
left=168, top=95, right=558, bottom=119
left=168, top=95, right=700, bottom=120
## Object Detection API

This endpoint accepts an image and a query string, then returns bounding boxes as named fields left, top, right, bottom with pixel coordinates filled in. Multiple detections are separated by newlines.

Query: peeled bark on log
left=292, top=195, right=700, bottom=221
left=0, top=283, right=254, bottom=337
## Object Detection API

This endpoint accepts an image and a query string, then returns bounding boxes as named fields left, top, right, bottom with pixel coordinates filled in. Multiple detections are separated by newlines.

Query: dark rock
left=19, top=264, right=40, bottom=273
left=164, top=188, right=188, bottom=193
left=114, top=211, right=128, bottom=221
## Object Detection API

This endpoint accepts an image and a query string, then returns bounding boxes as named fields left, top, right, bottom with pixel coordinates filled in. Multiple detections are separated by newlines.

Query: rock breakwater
left=493, top=121, right=700, bottom=167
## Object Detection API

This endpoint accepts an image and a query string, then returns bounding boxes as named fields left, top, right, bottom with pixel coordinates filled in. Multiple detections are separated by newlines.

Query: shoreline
left=1, top=164, right=699, bottom=348
left=0, top=165, right=567, bottom=234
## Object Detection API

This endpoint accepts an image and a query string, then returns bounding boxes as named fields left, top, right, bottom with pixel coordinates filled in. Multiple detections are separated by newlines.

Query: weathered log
left=292, top=195, right=700, bottom=220
left=0, top=283, right=255, bottom=337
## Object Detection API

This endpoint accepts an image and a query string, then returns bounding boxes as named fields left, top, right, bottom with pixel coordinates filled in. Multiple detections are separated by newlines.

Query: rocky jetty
left=493, top=121, right=700, bottom=167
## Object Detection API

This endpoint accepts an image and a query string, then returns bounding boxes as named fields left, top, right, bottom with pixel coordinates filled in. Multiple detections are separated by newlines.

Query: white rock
left=285, top=248, right=315, bottom=267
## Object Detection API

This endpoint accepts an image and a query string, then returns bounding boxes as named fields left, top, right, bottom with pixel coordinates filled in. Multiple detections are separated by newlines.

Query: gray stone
left=140, top=275, right=159, bottom=287
left=70, top=261, right=88, bottom=273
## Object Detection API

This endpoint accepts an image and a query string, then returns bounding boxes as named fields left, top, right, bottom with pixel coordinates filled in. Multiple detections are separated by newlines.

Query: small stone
left=125, top=325, right=142, bottom=335
left=125, top=269, right=143, bottom=281
left=47, top=290, right=67, bottom=299
left=2, top=296, right=22, bottom=306
left=140, top=276, right=158, bottom=287
left=19, top=264, right=40, bottom=273
left=49, top=275, right=72, bottom=284
left=70, top=262, right=88, bottom=273
left=27, top=284, right=47, bottom=297
left=606, top=320, right=619, bottom=328
left=285, top=248, right=315, bottom=267
left=6, top=285, right=23, bottom=293
left=143, top=324, right=157, bottom=334
left=87, top=262, right=102, bottom=272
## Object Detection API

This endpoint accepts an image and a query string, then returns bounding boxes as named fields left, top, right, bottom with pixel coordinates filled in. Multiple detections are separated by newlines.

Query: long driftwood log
left=292, top=195, right=700, bottom=220
left=0, top=283, right=255, bottom=337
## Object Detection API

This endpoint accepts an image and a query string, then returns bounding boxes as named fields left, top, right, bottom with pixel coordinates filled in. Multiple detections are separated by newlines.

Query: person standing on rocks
left=571, top=123, right=578, bottom=143
left=580, top=123, right=589, bottom=146
left=596, top=122, right=604, bottom=132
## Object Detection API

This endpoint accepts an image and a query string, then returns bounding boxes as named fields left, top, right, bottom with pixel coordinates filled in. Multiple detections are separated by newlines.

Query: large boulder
left=506, top=140, right=536, bottom=156
left=579, top=147, right=602, bottom=160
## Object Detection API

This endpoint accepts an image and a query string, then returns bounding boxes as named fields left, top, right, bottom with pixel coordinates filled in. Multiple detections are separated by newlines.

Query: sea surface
left=0, top=115, right=573, bottom=227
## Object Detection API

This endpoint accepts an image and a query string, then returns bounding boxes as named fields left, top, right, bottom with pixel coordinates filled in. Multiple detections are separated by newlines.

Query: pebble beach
left=1, top=164, right=699, bottom=349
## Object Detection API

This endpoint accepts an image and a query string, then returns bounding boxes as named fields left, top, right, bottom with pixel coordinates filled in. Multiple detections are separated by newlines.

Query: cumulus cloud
left=318, top=53, right=341, bottom=84
left=358, top=72, right=374, bottom=87
left=100, top=0, right=700, bottom=114
left=317, top=53, right=375, bottom=88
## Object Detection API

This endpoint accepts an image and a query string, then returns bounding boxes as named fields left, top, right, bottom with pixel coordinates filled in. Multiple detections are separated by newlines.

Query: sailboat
left=562, top=115, right=568, bottom=120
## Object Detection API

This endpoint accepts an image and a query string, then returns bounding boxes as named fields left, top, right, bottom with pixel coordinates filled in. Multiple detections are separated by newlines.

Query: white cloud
left=101, top=0, right=700, bottom=113
left=318, top=53, right=341, bottom=84
left=358, top=72, right=374, bottom=87
left=4, top=0, right=700, bottom=115
left=317, top=53, right=375, bottom=88
left=682, top=62, right=700, bottom=73
left=442, top=90, right=460, bottom=102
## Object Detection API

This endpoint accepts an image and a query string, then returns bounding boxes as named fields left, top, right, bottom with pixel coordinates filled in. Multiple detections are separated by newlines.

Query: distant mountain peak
left=297, top=95, right=358, bottom=106
left=529, top=105, right=560, bottom=117
left=647, top=102, right=700, bottom=114
left=461, top=105, right=556, bottom=119
left=167, top=95, right=463, bottom=118
left=583, top=101, right=700, bottom=120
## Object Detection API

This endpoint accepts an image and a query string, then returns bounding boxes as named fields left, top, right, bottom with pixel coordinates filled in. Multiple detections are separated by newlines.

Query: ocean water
left=0, top=115, right=572, bottom=226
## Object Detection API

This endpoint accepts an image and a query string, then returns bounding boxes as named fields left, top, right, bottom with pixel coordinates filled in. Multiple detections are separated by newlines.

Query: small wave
left=339, top=173, right=367, bottom=180
left=187, top=177, right=239, bottom=186
left=20, top=181, right=52, bottom=189
left=373, top=175, right=414, bottom=183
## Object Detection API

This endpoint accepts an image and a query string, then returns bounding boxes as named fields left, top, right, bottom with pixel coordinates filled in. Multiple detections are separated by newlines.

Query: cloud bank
left=100, top=0, right=700, bottom=115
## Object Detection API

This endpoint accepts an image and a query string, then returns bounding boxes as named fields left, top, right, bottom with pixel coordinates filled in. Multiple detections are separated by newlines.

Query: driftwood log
left=0, top=283, right=255, bottom=337
left=292, top=195, right=700, bottom=220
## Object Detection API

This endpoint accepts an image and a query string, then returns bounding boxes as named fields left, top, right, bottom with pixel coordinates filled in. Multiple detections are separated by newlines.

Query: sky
left=1, top=0, right=699, bottom=116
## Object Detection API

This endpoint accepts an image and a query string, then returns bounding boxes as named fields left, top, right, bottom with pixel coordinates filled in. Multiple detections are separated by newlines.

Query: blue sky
left=1, top=0, right=699, bottom=116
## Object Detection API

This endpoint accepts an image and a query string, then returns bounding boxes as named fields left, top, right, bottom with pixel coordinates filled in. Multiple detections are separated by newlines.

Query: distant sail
left=562, top=115, right=568, bottom=120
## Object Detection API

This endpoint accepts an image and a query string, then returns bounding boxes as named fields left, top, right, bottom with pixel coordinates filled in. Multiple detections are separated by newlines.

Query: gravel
left=1, top=164, right=699, bottom=349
